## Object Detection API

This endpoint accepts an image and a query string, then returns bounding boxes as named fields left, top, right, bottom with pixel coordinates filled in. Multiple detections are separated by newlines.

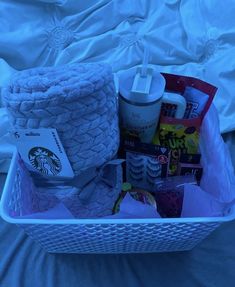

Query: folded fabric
left=181, top=184, right=229, bottom=218
left=59, top=162, right=123, bottom=218
left=200, top=105, right=235, bottom=203
left=3, top=62, right=119, bottom=175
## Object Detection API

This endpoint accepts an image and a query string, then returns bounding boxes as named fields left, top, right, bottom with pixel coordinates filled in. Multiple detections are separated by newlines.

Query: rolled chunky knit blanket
left=3, top=62, right=120, bottom=175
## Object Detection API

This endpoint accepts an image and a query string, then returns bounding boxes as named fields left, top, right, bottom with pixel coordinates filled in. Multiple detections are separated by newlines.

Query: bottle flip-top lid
left=119, top=47, right=166, bottom=104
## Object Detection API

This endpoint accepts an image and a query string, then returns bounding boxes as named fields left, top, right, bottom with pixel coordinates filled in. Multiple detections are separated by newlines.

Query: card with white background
left=11, top=129, right=74, bottom=179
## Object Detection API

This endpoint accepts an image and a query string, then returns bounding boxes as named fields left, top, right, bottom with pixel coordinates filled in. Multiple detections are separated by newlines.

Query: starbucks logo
left=28, top=147, right=61, bottom=176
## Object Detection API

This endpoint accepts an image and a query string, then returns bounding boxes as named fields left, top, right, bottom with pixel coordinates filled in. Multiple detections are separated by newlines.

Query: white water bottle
left=119, top=64, right=186, bottom=143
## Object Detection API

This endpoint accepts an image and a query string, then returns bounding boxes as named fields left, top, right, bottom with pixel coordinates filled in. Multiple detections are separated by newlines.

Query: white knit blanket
left=3, top=62, right=120, bottom=175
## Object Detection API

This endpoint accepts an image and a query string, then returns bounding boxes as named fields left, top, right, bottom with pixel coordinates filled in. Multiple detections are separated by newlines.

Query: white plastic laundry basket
left=1, top=104, right=235, bottom=254
left=1, top=149, right=235, bottom=254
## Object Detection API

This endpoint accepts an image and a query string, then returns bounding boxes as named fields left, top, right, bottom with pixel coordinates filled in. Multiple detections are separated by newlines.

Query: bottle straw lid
left=131, top=47, right=154, bottom=97
left=119, top=47, right=166, bottom=104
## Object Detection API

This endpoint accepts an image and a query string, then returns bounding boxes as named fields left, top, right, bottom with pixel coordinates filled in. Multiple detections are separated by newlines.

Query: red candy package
left=153, top=73, right=217, bottom=176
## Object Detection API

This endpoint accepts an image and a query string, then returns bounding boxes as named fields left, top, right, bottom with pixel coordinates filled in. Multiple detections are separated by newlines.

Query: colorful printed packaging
left=150, top=74, right=217, bottom=176
left=123, top=139, right=170, bottom=191
left=160, top=73, right=217, bottom=121
left=155, top=117, right=201, bottom=176
left=183, top=86, right=210, bottom=119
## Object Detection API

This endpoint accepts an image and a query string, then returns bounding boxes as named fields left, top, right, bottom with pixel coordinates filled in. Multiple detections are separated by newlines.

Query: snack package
left=161, top=87, right=210, bottom=120
left=113, top=186, right=156, bottom=214
left=124, top=138, right=170, bottom=191
left=183, top=86, right=210, bottom=119
left=161, top=73, right=217, bottom=122
left=151, top=73, right=217, bottom=176
left=154, top=117, right=201, bottom=176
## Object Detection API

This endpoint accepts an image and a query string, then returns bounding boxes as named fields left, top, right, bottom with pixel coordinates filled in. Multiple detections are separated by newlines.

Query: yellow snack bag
left=154, top=117, right=201, bottom=176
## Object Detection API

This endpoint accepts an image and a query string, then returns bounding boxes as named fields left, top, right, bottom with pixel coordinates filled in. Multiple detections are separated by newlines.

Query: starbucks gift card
left=11, top=129, right=74, bottom=179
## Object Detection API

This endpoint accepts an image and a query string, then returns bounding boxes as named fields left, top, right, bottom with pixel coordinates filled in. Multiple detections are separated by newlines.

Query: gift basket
left=1, top=58, right=235, bottom=254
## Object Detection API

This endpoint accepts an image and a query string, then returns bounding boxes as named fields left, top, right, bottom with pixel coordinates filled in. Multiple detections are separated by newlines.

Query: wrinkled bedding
left=1, top=1, right=235, bottom=131
left=0, top=0, right=235, bottom=286
left=1, top=0, right=235, bottom=167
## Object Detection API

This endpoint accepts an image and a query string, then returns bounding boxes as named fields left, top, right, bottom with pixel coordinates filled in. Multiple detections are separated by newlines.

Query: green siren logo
left=28, top=147, right=62, bottom=176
